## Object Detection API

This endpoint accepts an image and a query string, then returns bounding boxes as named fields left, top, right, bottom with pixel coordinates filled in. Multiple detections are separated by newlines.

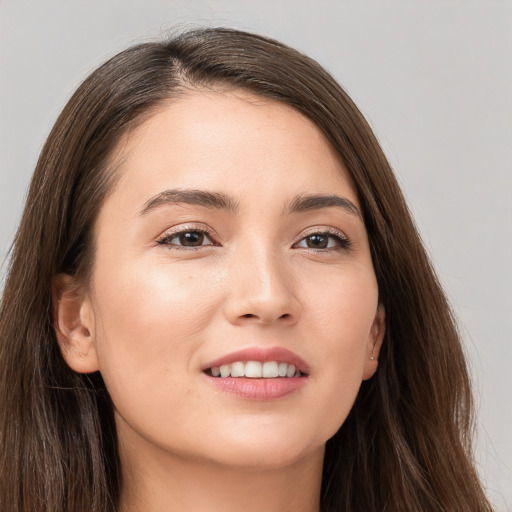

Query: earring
left=370, top=355, right=375, bottom=361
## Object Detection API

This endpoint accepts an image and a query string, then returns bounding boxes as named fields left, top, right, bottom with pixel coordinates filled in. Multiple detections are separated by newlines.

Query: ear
left=52, top=274, right=99, bottom=373
left=362, top=304, right=386, bottom=381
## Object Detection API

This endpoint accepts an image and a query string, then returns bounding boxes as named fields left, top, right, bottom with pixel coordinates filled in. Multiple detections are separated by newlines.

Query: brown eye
left=305, top=234, right=329, bottom=249
left=295, top=231, right=351, bottom=251
left=158, top=230, right=214, bottom=248
left=178, top=231, right=205, bottom=246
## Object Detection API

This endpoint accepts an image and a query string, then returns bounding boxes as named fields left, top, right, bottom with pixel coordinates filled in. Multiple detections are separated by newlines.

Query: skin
left=55, top=90, right=385, bottom=512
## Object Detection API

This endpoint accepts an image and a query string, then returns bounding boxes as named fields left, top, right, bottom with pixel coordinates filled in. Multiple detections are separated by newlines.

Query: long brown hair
left=0, top=27, right=493, bottom=511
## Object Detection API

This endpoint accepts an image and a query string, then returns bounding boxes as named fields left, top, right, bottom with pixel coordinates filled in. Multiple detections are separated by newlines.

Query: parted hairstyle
left=0, top=27, right=493, bottom=512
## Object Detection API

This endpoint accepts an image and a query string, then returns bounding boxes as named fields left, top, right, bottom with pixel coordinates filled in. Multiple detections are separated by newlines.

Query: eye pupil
left=307, top=234, right=328, bottom=248
left=179, top=231, right=204, bottom=246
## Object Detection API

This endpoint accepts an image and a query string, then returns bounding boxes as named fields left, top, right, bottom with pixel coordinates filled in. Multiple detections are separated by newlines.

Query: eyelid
left=297, top=226, right=350, bottom=241
left=156, top=223, right=219, bottom=248
left=293, top=227, right=352, bottom=251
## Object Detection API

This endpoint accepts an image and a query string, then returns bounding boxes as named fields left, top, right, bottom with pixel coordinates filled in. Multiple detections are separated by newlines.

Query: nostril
left=241, top=313, right=291, bottom=320
left=239, top=313, right=292, bottom=321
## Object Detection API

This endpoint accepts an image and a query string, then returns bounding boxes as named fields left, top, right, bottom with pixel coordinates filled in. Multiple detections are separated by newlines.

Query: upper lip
left=202, top=346, right=310, bottom=375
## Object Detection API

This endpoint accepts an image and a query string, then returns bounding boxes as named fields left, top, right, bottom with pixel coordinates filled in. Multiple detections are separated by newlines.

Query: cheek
left=300, top=266, right=378, bottom=433
left=93, top=257, right=220, bottom=341
left=88, top=258, right=221, bottom=412
left=304, top=261, right=378, bottom=346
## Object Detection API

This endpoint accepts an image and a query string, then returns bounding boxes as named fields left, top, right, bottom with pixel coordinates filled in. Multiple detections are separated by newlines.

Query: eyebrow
left=286, top=193, right=362, bottom=218
left=139, top=188, right=361, bottom=219
left=139, top=189, right=240, bottom=216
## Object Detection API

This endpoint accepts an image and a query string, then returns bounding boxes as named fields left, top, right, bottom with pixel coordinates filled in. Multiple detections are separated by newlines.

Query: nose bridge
left=224, top=235, right=299, bottom=325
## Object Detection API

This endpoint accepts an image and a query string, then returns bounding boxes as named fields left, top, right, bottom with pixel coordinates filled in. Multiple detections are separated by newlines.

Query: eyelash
left=157, top=227, right=217, bottom=251
left=156, top=227, right=351, bottom=252
left=293, top=229, right=351, bottom=252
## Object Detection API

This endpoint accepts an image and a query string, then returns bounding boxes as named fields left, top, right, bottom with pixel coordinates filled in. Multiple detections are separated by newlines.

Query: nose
left=223, top=247, right=300, bottom=327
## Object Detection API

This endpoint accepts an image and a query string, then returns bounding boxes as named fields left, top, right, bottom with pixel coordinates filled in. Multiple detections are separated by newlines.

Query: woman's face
left=62, top=90, right=384, bottom=470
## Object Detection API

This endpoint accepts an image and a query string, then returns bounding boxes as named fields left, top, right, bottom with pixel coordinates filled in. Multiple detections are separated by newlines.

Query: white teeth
left=230, top=361, right=245, bottom=377
left=245, top=361, right=262, bottom=378
left=219, top=365, right=231, bottom=378
left=208, top=361, right=303, bottom=378
left=262, top=361, right=279, bottom=378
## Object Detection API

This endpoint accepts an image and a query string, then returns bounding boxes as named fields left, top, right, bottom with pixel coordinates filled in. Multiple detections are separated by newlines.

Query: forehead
left=105, top=89, right=359, bottom=213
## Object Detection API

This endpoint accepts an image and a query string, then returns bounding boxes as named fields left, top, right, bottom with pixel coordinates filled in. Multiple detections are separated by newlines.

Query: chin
left=189, top=422, right=329, bottom=471
left=205, top=442, right=324, bottom=472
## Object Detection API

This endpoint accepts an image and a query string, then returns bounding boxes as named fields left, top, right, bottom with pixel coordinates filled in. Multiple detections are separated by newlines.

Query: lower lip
left=204, top=374, right=308, bottom=400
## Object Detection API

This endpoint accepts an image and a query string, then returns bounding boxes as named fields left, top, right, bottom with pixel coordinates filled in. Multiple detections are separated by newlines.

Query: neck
left=117, top=429, right=324, bottom=512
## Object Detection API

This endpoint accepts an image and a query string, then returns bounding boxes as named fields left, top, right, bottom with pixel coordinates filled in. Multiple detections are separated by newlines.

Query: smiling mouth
left=204, top=361, right=307, bottom=379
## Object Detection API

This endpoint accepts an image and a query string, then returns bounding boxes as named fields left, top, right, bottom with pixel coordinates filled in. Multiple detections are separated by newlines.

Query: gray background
left=0, top=0, right=510, bottom=508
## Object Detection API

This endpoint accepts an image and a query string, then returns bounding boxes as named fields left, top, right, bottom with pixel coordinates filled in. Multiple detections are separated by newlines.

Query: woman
left=0, top=27, right=493, bottom=511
